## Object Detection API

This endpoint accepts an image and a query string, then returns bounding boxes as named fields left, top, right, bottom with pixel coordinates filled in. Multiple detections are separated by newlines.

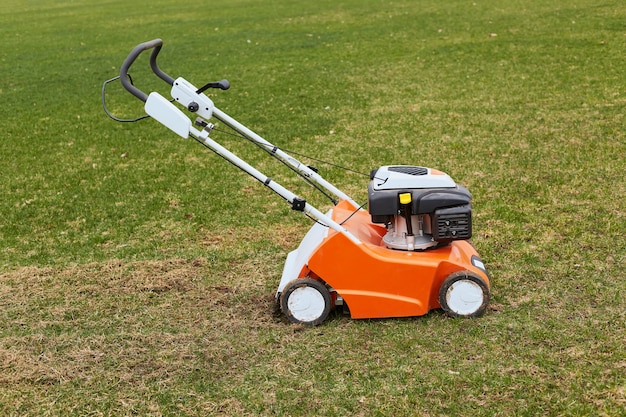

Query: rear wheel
left=280, top=278, right=332, bottom=326
left=439, top=272, right=489, bottom=318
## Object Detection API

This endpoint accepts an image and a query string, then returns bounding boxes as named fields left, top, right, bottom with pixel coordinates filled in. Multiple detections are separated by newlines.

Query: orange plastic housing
left=300, top=201, right=490, bottom=319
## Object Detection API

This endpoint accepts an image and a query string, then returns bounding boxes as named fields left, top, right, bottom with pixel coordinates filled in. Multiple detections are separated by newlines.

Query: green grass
left=1, top=0, right=625, bottom=415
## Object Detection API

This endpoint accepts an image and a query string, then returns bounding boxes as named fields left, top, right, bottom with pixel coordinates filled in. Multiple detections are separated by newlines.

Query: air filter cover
left=370, top=165, right=457, bottom=190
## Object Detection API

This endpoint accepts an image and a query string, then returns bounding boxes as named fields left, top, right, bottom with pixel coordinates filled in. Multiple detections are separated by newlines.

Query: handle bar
left=119, top=38, right=175, bottom=102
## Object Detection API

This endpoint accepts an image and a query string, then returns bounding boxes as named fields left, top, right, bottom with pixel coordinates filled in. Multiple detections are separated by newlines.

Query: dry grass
left=0, top=254, right=279, bottom=415
left=2, top=0, right=626, bottom=415
left=2, top=231, right=624, bottom=415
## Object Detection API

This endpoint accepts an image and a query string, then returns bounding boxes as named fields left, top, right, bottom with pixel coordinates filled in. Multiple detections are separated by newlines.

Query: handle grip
left=119, top=38, right=175, bottom=102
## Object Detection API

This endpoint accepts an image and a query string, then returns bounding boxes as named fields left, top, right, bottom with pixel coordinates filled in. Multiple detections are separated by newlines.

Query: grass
left=1, top=0, right=625, bottom=415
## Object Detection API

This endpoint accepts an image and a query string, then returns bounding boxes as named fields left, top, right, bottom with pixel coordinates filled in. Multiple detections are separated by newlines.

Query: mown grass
left=1, top=0, right=625, bottom=415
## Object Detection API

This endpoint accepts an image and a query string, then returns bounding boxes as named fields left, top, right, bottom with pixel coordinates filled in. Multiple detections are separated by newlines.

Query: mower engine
left=368, top=165, right=472, bottom=251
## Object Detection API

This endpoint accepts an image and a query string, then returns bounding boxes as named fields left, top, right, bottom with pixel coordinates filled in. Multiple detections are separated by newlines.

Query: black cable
left=304, top=212, right=330, bottom=228
left=102, top=75, right=175, bottom=123
left=280, top=148, right=370, bottom=178
left=195, top=130, right=370, bottom=229
left=339, top=202, right=368, bottom=226
left=103, top=78, right=368, bottom=179
left=211, top=126, right=369, bottom=178
left=104, top=76, right=370, bottom=213
left=245, top=135, right=339, bottom=205
left=102, top=76, right=152, bottom=122
left=208, top=126, right=337, bottom=204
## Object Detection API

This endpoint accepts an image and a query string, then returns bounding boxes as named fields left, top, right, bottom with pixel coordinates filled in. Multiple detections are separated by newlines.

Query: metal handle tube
left=192, top=129, right=361, bottom=244
left=211, top=107, right=361, bottom=210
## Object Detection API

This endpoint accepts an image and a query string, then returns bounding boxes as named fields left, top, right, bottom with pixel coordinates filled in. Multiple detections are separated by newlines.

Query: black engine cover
left=368, top=185, right=472, bottom=223
left=432, top=205, right=472, bottom=242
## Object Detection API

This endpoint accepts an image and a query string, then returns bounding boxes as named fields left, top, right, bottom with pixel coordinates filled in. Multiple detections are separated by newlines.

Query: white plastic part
left=472, top=257, right=486, bottom=271
left=144, top=92, right=191, bottom=138
left=170, top=77, right=215, bottom=119
left=406, top=234, right=415, bottom=251
left=372, top=165, right=456, bottom=190
left=382, top=214, right=437, bottom=251
left=277, top=217, right=330, bottom=294
left=286, top=285, right=327, bottom=323
left=445, top=279, right=485, bottom=316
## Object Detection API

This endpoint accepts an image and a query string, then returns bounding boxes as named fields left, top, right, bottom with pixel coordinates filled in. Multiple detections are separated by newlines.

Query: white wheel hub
left=287, top=286, right=326, bottom=323
left=445, top=279, right=485, bottom=316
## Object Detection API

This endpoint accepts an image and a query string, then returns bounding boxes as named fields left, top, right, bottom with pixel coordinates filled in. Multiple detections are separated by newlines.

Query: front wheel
left=439, top=271, right=489, bottom=318
left=280, top=278, right=332, bottom=326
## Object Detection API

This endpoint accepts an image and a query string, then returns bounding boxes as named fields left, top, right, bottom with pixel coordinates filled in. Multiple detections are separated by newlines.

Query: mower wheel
left=280, top=278, right=332, bottom=326
left=439, top=271, right=489, bottom=318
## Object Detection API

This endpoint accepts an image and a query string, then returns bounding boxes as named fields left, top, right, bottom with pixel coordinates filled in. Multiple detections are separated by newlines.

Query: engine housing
left=368, top=165, right=472, bottom=250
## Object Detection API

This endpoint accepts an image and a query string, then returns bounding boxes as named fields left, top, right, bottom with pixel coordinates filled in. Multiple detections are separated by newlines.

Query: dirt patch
left=0, top=257, right=283, bottom=388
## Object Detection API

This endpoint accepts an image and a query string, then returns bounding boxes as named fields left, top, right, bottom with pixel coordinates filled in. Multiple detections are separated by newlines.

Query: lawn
left=1, top=0, right=625, bottom=415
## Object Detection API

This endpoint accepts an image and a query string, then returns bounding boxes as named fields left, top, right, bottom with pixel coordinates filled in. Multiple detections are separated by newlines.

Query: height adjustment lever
left=196, top=79, right=230, bottom=94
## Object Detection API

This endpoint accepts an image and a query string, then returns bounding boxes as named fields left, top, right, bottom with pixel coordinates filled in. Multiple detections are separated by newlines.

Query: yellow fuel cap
left=399, top=193, right=412, bottom=205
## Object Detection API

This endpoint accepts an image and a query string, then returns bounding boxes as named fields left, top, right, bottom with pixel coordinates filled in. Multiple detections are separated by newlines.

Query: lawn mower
left=104, top=39, right=490, bottom=326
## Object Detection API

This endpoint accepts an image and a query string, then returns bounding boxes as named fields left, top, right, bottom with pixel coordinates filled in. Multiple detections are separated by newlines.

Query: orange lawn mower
left=103, top=39, right=491, bottom=326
